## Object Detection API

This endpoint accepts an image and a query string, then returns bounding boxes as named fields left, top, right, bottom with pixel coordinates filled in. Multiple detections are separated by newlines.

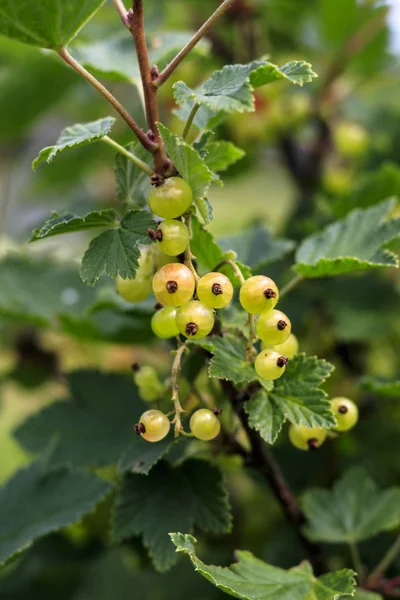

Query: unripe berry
left=133, top=365, right=164, bottom=402
left=289, top=424, right=327, bottom=451
left=256, top=309, right=291, bottom=346
left=331, top=397, right=359, bottom=432
left=175, top=300, right=214, bottom=339
left=255, top=350, right=288, bottom=381
left=135, top=409, right=170, bottom=442
left=239, top=275, right=279, bottom=314
left=190, top=408, right=221, bottom=441
left=152, top=263, right=195, bottom=306
left=262, top=333, right=299, bottom=359
left=151, top=306, right=180, bottom=339
left=197, top=272, right=234, bottom=309
left=148, top=177, right=193, bottom=219
left=149, top=220, right=189, bottom=257
left=116, top=275, right=152, bottom=303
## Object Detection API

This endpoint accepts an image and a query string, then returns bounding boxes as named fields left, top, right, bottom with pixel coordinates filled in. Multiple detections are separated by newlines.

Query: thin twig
left=170, top=343, right=190, bottom=436
left=130, top=0, right=168, bottom=173
left=368, top=534, right=400, bottom=587
left=280, top=274, right=303, bottom=298
left=214, top=259, right=245, bottom=285
left=182, top=104, right=200, bottom=141
left=102, top=136, right=155, bottom=176
left=153, top=0, right=237, bottom=88
left=113, top=0, right=130, bottom=28
left=57, top=48, right=156, bottom=153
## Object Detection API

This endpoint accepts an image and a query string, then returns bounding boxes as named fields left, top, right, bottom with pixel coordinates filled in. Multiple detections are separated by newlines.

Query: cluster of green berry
left=116, top=176, right=359, bottom=449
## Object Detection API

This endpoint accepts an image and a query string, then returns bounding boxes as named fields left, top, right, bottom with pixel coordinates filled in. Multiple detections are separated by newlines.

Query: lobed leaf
left=80, top=209, right=155, bottom=286
left=203, top=141, right=245, bottom=173
left=295, top=199, right=400, bottom=278
left=32, top=117, right=115, bottom=170
left=361, top=376, right=400, bottom=398
left=302, top=467, right=400, bottom=543
left=245, top=390, right=285, bottom=445
left=170, top=533, right=356, bottom=599
left=0, top=456, right=111, bottom=565
left=111, top=460, right=232, bottom=571
left=29, top=209, right=117, bottom=242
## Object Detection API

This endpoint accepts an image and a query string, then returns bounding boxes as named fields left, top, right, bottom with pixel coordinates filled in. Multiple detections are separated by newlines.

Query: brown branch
left=222, top=380, right=327, bottom=575
left=129, top=0, right=168, bottom=174
left=153, top=0, right=238, bottom=88
left=57, top=48, right=157, bottom=154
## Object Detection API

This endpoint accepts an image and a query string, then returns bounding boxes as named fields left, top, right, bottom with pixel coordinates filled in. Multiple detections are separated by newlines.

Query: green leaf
left=295, top=200, right=400, bottom=278
left=0, top=457, right=111, bottom=565
left=14, top=370, right=170, bottom=472
left=203, top=141, right=245, bottom=173
left=245, top=355, right=335, bottom=444
left=170, top=533, right=356, bottom=599
left=29, top=209, right=117, bottom=242
left=361, top=376, right=400, bottom=398
left=73, top=31, right=210, bottom=85
left=218, top=226, right=295, bottom=271
left=32, top=117, right=115, bottom=170
left=0, top=0, right=106, bottom=49
left=111, top=459, right=232, bottom=571
left=157, top=123, right=214, bottom=223
left=80, top=209, right=155, bottom=286
left=354, top=591, right=383, bottom=600
left=173, top=60, right=317, bottom=115
left=191, top=334, right=257, bottom=385
left=115, top=143, right=152, bottom=207
left=302, top=467, right=400, bottom=543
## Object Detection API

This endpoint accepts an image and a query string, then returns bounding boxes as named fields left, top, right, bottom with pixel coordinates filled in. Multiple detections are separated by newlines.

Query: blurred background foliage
left=0, top=0, right=399, bottom=598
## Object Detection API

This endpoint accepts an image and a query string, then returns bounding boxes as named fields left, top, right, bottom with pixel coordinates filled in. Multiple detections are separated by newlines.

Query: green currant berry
left=262, top=333, right=299, bottom=359
left=289, top=424, right=327, bottom=451
left=152, top=263, right=195, bottom=306
left=190, top=408, right=221, bottom=441
left=151, top=306, right=180, bottom=339
left=334, top=122, right=368, bottom=159
left=175, top=300, right=214, bottom=339
left=256, top=309, right=291, bottom=346
left=148, top=177, right=193, bottom=219
left=154, top=246, right=177, bottom=269
left=197, top=272, right=234, bottom=309
left=239, top=275, right=279, bottom=314
left=331, top=397, right=359, bottom=432
left=116, top=275, right=152, bottom=303
left=135, top=409, right=170, bottom=442
left=133, top=365, right=164, bottom=402
left=137, top=247, right=155, bottom=277
left=149, top=220, right=189, bottom=257
left=255, top=350, right=288, bottom=381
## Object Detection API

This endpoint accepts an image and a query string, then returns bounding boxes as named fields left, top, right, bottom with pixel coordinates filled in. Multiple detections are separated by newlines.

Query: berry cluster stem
left=183, top=214, right=200, bottom=282
left=182, top=104, right=200, bottom=141
left=170, top=342, right=189, bottom=436
left=280, top=273, right=304, bottom=298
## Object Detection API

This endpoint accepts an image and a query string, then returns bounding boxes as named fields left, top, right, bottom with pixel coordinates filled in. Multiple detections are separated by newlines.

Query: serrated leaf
left=80, top=209, right=155, bottom=286
left=302, top=467, right=400, bottom=543
left=295, top=199, right=400, bottom=278
left=115, top=142, right=152, bottom=207
left=14, top=370, right=170, bottom=472
left=361, top=376, right=400, bottom=398
left=203, top=141, right=245, bottom=173
left=73, top=31, right=210, bottom=84
left=32, top=117, right=115, bottom=170
left=117, top=437, right=174, bottom=475
left=191, top=334, right=257, bottom=385
left=29, top=209, right=117, bottom=242
left=218, top=226, right=295, bottom=270
left=170, top=533, right=356, bottom=599
left=157, top=123, right=214, bottom=223
left=111, top=459, right=232, bottom=571
left=0, top=0, right=106, bottom=49
left=173, top=60, right=317, bottom=116
left=0, top=457, right=111, bottom=565
left=244, top=390, right=285, bottom=445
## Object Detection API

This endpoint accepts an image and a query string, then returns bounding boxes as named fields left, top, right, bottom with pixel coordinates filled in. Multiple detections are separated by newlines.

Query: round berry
left=256, top=309, right=291, bottom=346
left=190, top=408, right=221, bottom=441
left=148, top=177, right=193, bottom=219
left=152, top=263, right=195, bottom=306
left=289, top=424, right=327, bottom=451
left=154, top=246, right=176, bottom=269
left=150, top=220, right=189, bottom=257
left=151, top=306, right=180, bottom=339
left=239, top=275, right=279, bottom=314
left=255, top=350, right=288, bottom=381
left=175, top=300, right=214, bottom=339
left=262, top=333, right=299, bottom=359
left=197, top=272, right=234, bottom=309
left=331, top=397, right=359, bottom=432
left=133, top=365, right=164, bottom=402
left=135, top=409, right=170, bottom=442
left=116, top=275, right=152, bottom=303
